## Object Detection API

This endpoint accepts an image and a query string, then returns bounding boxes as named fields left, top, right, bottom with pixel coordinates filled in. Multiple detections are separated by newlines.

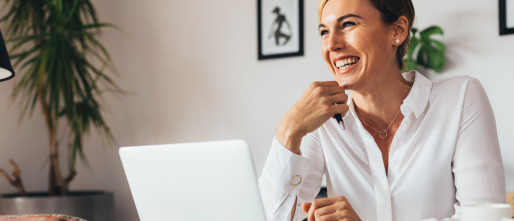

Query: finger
left=316, top=212, right=350, bottom=221
left=327, top=93, right=349, bottom=105
left=302, top=202, right=312, bottom=213
left=324, top=103, right=349, bottom=118
left=313, top=201, right=352, bottom=220
left=308, top=202, right=316, bottom=221
left=306, top=197, right=340, bottom=221
left=310, top=81, right=340, bottom=87
left=333, top=104, right=349, bottom=116
left=312, top=80, right=348, bottom=91
left=322, top=86, right=346, bottom=96
left=313, top=202, right=338, bottom=218
left=315, top=197, right=358, bottom=221
left=312, top=196, right=346, bottom=208
left=310, top=84, right=346, bottom=96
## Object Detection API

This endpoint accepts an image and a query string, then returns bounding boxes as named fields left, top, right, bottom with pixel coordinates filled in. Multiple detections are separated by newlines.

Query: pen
left=334, top=114, right=345, bottom=130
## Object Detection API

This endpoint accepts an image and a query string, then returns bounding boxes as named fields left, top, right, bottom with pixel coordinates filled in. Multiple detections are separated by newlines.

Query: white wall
left=0, top=0, right=513, bottom=220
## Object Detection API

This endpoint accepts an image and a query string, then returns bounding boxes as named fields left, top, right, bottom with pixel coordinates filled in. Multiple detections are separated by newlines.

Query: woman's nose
left=326, top=33, right=345, bottom=52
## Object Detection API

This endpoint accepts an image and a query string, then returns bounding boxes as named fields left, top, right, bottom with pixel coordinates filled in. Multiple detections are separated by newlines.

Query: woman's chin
left=335, top=80, right=352, bottom=89
left=334, top=74, right=354, bottom=87
left=333, top=71, right=355, bottom=86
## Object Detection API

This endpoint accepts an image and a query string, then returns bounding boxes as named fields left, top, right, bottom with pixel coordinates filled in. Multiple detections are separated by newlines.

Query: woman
left=258, top=0, right=506, bottom=220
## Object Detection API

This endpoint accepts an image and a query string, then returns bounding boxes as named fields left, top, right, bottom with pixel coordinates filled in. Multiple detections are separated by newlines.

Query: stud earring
left=395, top=39, right=401, bottom=44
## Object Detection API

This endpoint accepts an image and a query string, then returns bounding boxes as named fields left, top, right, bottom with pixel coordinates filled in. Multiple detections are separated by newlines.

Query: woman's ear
left=392, top=16, right=409, bottom=45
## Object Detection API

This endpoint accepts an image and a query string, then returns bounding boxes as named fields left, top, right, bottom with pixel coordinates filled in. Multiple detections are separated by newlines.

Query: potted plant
left=404, top=25, right=446, bottom=73
left=0, top=0, right=120, bottom=219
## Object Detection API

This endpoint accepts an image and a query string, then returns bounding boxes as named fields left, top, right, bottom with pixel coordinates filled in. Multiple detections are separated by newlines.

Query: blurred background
left=0, top=0, right=513, bottom=220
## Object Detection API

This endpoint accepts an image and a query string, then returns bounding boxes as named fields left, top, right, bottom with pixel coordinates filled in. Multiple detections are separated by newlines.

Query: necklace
left=357, top=108, right=402, bottom=139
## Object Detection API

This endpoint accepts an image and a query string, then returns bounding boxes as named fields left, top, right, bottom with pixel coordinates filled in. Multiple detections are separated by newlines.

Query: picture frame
left=499, top=0, right=514, bottom=35
left=257, top=0, right=304, bottom=60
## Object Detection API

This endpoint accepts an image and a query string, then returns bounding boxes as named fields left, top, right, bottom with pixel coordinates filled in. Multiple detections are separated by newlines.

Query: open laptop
left=119, top=139, right=267, bottom=221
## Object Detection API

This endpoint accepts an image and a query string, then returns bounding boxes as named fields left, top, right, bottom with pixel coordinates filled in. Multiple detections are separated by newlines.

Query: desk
left=0, top=214, right=86, bottom=221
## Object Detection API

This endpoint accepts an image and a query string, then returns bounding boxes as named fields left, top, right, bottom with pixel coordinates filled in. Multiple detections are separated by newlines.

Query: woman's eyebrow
left=318, top=14, right=363, bottom=29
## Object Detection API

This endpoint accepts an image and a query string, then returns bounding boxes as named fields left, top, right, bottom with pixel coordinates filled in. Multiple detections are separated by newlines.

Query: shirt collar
left=401, top=70, right=433, bottom=119
left=345, top=70, right=432, bottom=120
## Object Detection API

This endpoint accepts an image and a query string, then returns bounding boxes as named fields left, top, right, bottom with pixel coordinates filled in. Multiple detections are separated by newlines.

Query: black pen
left=334, top=114, right=345, bottom=130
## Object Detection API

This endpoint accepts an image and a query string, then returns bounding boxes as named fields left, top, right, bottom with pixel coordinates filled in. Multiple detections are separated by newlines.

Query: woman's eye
left=319, top=30, right=328, bottom=36
left=342, top=21, right=356, bottom=29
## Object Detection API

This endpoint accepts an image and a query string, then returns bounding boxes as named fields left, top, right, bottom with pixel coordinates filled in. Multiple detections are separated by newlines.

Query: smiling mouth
left=335, top=57, right=360, bottom=70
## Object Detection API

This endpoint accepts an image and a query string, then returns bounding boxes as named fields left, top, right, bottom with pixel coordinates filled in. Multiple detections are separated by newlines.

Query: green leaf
left=404, top=25, right=446, bottom=73
left=426, top=47, right=445, bottom=72
left=429, top=39, right=446, bottom=52
left=411, top=28, right=418, bottom=36
left=419, top=25, right=444, bottom=38
left=406, top=36, right=420, bottom=59
left=416, top=44, right=428, bottom=67
left=405, top=60, right=418, bottom=71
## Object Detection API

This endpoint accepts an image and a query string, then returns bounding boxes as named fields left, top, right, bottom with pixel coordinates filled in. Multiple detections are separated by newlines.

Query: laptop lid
left=119, top=139, right=266, bottom=221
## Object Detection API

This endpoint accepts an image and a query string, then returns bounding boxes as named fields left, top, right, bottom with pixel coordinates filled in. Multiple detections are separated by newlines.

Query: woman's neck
left=351, top=72, right=413, bottom=128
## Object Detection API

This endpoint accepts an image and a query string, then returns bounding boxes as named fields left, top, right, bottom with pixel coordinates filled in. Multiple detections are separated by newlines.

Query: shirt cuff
left=260, top=137, right=312, bottom=193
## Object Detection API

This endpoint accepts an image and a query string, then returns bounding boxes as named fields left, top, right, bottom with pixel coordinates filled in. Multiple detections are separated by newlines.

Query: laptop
left=119, top=139, right=267, bottom=221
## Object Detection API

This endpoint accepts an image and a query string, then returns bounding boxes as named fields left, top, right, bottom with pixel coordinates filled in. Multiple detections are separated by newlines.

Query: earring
left=395, top=39, right=401, bottom=44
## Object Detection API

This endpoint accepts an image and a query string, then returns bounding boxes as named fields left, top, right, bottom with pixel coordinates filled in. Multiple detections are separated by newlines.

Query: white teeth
left=335, top=57, right=359, bottom=69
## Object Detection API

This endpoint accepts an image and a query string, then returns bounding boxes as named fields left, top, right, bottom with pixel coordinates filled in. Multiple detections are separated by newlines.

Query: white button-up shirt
left=258, top=71, right=506, bottom=221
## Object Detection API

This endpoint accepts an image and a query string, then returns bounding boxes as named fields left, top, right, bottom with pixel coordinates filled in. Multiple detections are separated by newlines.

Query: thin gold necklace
left=357, top=109, right=402, bottom=139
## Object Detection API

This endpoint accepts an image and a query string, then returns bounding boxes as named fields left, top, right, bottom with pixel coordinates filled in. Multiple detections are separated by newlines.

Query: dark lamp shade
left=0, top=29, right=14, bottom=82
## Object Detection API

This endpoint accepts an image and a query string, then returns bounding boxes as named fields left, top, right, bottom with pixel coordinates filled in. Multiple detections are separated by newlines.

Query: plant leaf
left=426, top=46, right=445, bottom=72
left=429, top=39, right=446, bottom=52
left=406, top=36, right=420, bottom=59
left=419, top=25, right=444, bottom=38
left=405, top=59, right=418, bottom=71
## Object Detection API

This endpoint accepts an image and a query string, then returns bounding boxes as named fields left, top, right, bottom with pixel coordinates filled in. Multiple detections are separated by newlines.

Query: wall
left=0, top=0, right=512, bottom=220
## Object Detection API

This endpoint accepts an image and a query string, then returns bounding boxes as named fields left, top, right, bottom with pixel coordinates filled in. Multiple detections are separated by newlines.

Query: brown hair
left=318, top=0, right=415, bottom=69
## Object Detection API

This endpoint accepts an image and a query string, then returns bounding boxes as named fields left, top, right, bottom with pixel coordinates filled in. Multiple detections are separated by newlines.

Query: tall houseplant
left=0, top=0, right=119, bottom=196
left=404, top=25, right=446, bottom=73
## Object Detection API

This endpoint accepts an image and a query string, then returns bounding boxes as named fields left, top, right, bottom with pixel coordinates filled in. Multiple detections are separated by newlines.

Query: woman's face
left=319, top=0, right=399, bottom=90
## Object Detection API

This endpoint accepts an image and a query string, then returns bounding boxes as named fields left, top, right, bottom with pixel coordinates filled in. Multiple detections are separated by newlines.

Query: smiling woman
left=258, top=0, right=506, bottom=220
left=318, top=0, right=414, bottom=70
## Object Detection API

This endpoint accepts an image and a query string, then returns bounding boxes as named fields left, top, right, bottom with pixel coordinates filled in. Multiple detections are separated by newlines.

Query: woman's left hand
left=301, top=196, right=361, bottom=221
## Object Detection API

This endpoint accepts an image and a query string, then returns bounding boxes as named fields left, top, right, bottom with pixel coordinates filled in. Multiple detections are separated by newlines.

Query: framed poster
left=258, top=0, right=304, bottom=60
left=500, top=0, right=514, bottom=35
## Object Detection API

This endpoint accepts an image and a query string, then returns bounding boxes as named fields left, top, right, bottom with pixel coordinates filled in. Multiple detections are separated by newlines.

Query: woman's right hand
left=301, top=196, right=361, bottom=221
left=276, top=81, right=348, bottom=154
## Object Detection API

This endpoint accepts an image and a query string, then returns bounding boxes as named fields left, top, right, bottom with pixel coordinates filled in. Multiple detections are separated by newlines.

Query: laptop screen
left=119, top=139, right=266, bottom=221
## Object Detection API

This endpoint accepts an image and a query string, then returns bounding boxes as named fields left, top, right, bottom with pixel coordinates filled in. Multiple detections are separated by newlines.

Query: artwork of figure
left=269, top=7, right=292, bottom=46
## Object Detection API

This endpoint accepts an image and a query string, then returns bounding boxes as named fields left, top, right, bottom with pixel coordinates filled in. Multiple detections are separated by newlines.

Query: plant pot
left=0, top=191, right=114, bottom=221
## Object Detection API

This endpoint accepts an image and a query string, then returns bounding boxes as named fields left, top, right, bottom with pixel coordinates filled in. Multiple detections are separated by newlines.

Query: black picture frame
left=258, top=0, right=304, bottom=60
left=500, top=0, right=514, bottom=35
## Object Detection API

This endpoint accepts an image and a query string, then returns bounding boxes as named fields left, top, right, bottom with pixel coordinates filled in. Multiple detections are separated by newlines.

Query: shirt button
left=290, top=175, right=303, bottom=186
